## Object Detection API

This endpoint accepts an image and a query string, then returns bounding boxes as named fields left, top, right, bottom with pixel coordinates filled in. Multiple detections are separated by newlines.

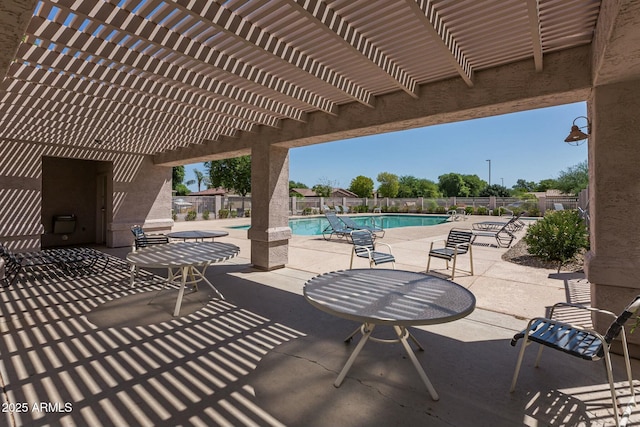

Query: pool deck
left=3, top=213, right=639, bottom=427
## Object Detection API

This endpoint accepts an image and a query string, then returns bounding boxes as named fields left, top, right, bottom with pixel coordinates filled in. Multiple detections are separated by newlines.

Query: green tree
left=193, top=168, right=210, bottom=192
left=438, top=173, right=469, bottom=197
left=479, top=184, right=511, bottom=197
left=349, top=175, right=374, bottom=197
left=512, top=179, right=537, bottom=193
left=172, top=166, right=192, bottom=196
left=172, top=166, right=185, bottom=191
left=312, top=178, right=336, bottom=197
left=415, top=179, right=441, bottom=198
left=535, top=179, right=559, bottom=192
left=377, top=172, right=399, bottom=198
left=556, top=160, right=588, bottom=195
left=205, top=155, right=252, bottom=196
left=461, top=174, right=486, bottom=197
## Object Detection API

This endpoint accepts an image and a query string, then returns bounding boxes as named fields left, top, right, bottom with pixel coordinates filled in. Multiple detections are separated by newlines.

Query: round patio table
left=127, top=242, right=239, bottom=316
left=166, top=230, right=229, bottom=241
left=304, top=268, right=476, bottom=401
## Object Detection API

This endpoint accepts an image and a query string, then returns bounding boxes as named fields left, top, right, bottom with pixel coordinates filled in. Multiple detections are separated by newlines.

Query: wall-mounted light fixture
left=564, top=116, right=590, bottom=146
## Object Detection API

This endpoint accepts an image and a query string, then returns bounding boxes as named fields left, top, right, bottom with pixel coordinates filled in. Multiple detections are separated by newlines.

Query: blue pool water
left=230, top=214, right=449, bottom=236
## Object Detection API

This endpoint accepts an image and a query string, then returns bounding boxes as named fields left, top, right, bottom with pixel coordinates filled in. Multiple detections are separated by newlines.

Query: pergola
left=1, top=1, right=640, bottom=341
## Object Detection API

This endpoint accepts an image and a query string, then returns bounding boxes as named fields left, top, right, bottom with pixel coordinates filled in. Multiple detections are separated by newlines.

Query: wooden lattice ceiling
left=0, top=0, right=600, bottom=156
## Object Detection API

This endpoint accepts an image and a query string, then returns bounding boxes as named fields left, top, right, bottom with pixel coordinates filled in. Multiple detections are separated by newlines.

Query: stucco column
left=585, top=79, right=640, bottom=352
left=248, top=144, right=292, bottom=270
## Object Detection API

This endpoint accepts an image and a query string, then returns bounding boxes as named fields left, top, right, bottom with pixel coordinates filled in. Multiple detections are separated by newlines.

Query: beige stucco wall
left=585, top=78, right=640, bottom=353
left=0, top=140, right=173, bottom=251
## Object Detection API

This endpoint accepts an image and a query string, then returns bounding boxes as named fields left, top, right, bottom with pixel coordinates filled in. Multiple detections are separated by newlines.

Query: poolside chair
left=322, top=212, right=353, bottom=241
left=554, top=203, right=565, bottom=211
left=472, top=212, right=525, bottom=233
left=471, top=217, right=516, bottom=248
left=426, top=228, right=473, bottom=280
left=131, top=225, right=169, bottom=250
left=339, top=215, right=385, bottom=238
left=510, top=296, right=640, bottom=427
left=349, top=229, right=395, bottom=268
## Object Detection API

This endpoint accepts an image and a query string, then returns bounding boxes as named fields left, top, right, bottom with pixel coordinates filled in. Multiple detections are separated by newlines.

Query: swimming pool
left=230, top=214, right=449, bottom=236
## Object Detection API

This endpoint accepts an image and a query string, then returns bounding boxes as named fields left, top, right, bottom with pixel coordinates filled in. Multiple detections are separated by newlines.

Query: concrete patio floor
left=1, top=215, right=639, bottom=426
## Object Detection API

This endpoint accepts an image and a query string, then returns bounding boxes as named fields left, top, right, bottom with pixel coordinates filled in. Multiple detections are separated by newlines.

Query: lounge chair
left=1, top=243, right=108, bottom=286
left=349, top=229, right=395, bottom=268
left=339, top=215, right=385, bottom=238
left=510, top=296, right=640, bottom=427
left=322, top=212, right=353, bottom=241
left=472, top=212, right=525, bottom=233
left=131, top=225, right=169, bottom=250
left=471, top=217, right=516, bottom=248
left=426, top=228, right=474, bottom=280
left=553, top=203, right=565, bottom=211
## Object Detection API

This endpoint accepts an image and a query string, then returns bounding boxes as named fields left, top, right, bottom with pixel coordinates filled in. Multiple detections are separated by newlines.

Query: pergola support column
left=248, top=144, right=292, bottom=270
left=585, top=79, right=640, bottom=355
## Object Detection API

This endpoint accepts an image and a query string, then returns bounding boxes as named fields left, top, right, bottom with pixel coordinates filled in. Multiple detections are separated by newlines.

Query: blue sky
left=184, top=102, right=588, bottom=191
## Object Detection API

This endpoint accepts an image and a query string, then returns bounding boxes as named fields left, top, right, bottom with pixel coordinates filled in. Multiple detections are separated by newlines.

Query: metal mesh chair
left=510, top=296, right=640, bottom=427
left=349, top=229, right=395, bottom=268
left=426, top=228, right=474, bottom=280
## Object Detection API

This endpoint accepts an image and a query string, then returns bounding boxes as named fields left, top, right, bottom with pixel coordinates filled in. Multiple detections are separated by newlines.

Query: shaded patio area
left=1, top=217, right=639, bottom=426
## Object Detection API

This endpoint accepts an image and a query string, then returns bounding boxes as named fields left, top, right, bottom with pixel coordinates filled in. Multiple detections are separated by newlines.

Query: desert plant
left=230, top=209, right=238, bottom=218
left=218, top=209, right=230, bottom=218
left=434, top=206, right=447, bottom=214
left=244, top=209, right=251, bottom=217
left=185, top=210, right=197, bottom=221
left=524, top=210, right=588, bottom=273
left=465, top=206, right=474, bottom=215
left=476, top=206, right=488, bottom=215
left=202, top=210, right=210, bottom=220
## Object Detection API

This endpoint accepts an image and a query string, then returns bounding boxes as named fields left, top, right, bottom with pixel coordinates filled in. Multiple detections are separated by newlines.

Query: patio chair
left=131, top=225, right=169, bottom=250
left=322, top=212, right=353, bottom=241
left=339, top=215, right=385, bottom=238
left=426, top=228, right=474, bottom=280
left=471, top=217, right=516, bottom=248
left=554, top=203, right=565, bottom=211
left=349, top=229, right=395, bottom=268
left=472, top=212, right=525, bottom=233
left=510, top=296, right=640, bottom=427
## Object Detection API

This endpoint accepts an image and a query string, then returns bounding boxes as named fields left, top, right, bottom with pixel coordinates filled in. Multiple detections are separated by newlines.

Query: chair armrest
left=549, top=302, right=617, bottom=319
left=376, top=242, right=393, bottom=254
left=353, top=245, right=373, bottom=258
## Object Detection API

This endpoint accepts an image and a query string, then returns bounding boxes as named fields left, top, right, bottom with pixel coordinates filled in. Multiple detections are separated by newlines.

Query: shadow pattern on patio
left=0, top=255, right=304, bottom=426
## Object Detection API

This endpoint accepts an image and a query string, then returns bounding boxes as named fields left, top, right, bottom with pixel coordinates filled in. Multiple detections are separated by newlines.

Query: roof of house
left=291, top=188, right=317, bottom=197
left=332, top=188, right=358, bottom=198
left=189, top=187, right=228, bottom=196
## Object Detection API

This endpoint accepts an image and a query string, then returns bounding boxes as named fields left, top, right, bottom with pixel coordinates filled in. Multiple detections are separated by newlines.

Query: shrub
left=185, top=210, right=197, bottom=221
left=218, top=209, right=230, bottom=218
left=202, top=210, right=210, bottom=220
left=230, top=209, right=238, bottom=218
left=244, top=209, right=251, bottom=217
left=302, top=207, right=313, bottom=215
left=524, top=210, right=588, bottom=273
left=434, top=206, right=447, bottom=214
left=465, top=206, right=474, bottom=215
left=476, top=206, right=488, bottom=216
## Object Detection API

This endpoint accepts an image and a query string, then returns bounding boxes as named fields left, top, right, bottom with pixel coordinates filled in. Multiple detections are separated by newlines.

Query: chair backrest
left=131, top=225, right=150, bottom=248
left=325, top=212, right=348, bottom=230
left=340, top=215, right=360, bottom=229
left=603, top=295, right=640, bottom=344
left=446, top=229, right=473, bottom=254
left=351, top=230, right=375, bottom=255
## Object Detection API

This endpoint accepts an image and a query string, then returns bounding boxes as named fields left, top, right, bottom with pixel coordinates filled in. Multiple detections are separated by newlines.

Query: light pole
left=501, top=177, right=504, bottom=186
left=486, top=159, right=491, bottom=186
